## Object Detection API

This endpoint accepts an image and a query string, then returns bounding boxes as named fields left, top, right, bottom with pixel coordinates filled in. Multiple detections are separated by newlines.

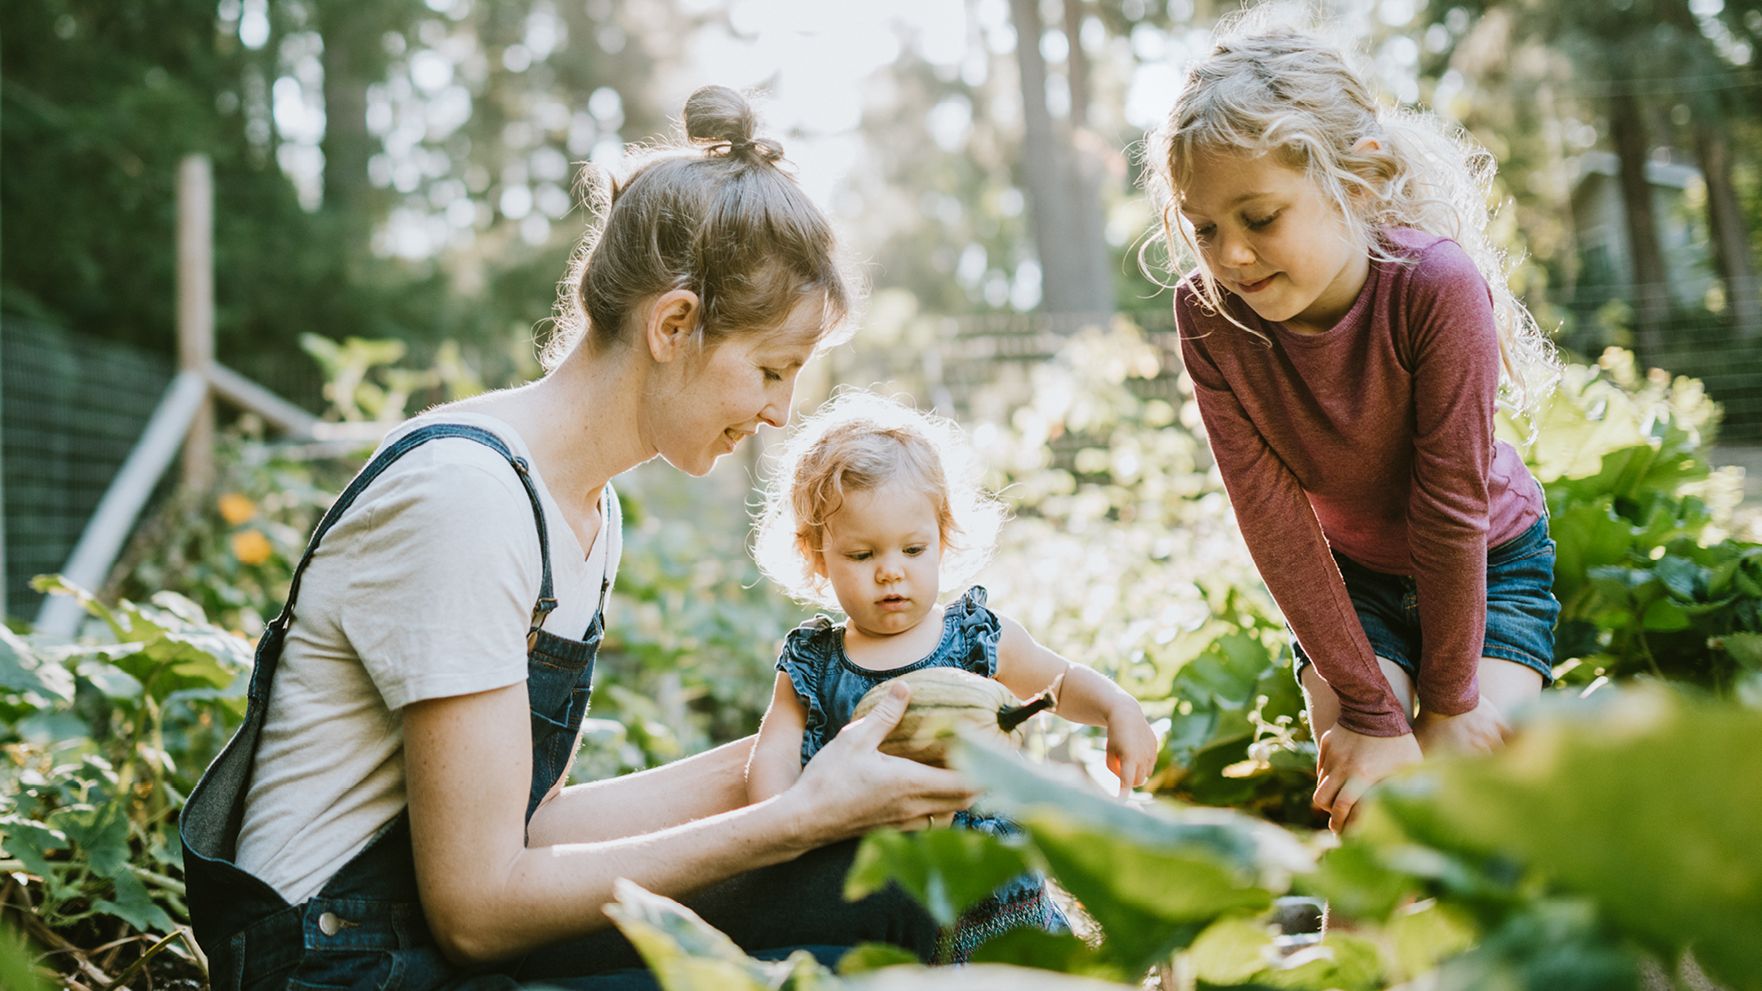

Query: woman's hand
left=1312, top=726, right=1422, bottom=834
left=1413, top=696, right=1508, bottom=756
left=783, top=682, right=980, bottom=846
left=1104, top=704, right=1159, bottom=798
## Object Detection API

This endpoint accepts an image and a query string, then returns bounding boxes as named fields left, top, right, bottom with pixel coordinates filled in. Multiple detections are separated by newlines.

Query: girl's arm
left=994, top=615, right=1126, bottom=726
left=746, top=672, right=809, bottom=803
left=1401, top=242, right=1505, bottom=718
left=405, top=680, right=977, bottom=966
left=995, top=616, right=1158, bottom=796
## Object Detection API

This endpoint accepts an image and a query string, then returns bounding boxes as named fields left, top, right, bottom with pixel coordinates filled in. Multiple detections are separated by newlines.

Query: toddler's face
left=1177, top=149, right=1371, bottom=335
left=817, top=478, right=944, bottom=639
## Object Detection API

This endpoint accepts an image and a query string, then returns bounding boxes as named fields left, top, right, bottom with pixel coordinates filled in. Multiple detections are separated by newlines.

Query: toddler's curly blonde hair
left=753, top=392, right=1004, bottom=610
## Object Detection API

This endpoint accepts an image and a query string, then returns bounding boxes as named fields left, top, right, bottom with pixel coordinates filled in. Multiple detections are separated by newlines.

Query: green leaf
left=604, top=879, right=812, bottom=991
left=951, top=737, right=1311, bottom=973
left=0, top=923, right=50, bottom=991
left=1367, top=688, right=1762, bottom=990
left=1301, top=840, right=1415, bottom=922
left=1387, top=901, right=1477, bottom=980
left=842, top=964, right=1136, bottom=990
left=0, top=627, right=74, bottom=704
left=0, top=815, right=68, bottom=879
left=844, top=828, right=1035, bottom=928
left=834, top=943, right=919, bottom=976
left=1716, top=632, right=1762, bottom=672
left=966, top=928, right=1107, bottom=976
left=95, top=868, right=177, bottom=934
left=1187, top=914, right=1277, bottom=985
left=1251, top=933, right=1382, bottom=990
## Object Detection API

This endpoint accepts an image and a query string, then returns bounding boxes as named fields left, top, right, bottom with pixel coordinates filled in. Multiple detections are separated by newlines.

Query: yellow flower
left=231, top=529, right=274, bottom=566
left=218, top=492, right=257, bottom=525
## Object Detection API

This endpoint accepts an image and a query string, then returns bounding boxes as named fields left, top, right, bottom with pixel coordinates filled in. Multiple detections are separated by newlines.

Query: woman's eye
left=1246, top=212, right=1279, bottom=230
left=904, top=546, right=925, bottom=557
left=1192, top=223, right=1216, bottom=240
left=762, top=367, right=784, bottom=382
left=847, top=551, right=871, bottom=561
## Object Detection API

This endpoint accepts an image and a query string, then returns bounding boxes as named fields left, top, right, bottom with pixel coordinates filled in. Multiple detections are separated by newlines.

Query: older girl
left=1147, top=22, right=1560, bottom=833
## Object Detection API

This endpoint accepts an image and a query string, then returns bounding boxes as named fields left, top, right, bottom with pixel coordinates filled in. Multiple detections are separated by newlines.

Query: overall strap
left=255, top=423, right=557, bottom=699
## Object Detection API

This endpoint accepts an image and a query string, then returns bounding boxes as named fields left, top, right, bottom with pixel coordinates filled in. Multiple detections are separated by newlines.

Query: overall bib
left=180, top=424, right=613, bottom=989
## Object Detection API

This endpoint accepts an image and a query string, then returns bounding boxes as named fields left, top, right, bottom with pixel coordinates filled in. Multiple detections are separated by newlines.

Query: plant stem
left=102, top=929, right=181, bottom=990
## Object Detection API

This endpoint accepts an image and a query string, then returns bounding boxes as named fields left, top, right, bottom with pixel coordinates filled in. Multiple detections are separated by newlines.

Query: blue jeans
left=1292, top=515, right=1560, bottom=687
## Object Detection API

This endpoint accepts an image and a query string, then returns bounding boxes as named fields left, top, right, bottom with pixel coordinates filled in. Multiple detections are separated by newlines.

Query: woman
left=180, top=86, right=976, bottom=990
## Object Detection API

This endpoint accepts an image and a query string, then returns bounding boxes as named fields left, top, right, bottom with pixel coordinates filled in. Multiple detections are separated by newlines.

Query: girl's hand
left=1413, top=696, right=1508, bottom=756
left=1312, top=726, right=1422, bottom=834
left=1104, top=705, right=1159, bottom=798
left=784, top=682, right=980, bottom=846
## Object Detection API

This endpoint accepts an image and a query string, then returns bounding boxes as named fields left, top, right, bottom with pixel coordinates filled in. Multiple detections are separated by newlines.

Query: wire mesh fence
left=2, top=317, right=176, bottom=620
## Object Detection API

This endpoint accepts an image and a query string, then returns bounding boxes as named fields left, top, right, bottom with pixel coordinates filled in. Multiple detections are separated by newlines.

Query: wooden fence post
left=179, top=154, right=215, bottom=491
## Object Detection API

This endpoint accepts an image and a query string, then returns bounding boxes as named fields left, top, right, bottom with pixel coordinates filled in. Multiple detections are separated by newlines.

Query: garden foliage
left=5, top=329, right=1762, bottom=986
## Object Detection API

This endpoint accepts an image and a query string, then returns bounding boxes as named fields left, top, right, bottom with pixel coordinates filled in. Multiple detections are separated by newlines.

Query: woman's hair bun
left=683, top=85, right=784, bottom=163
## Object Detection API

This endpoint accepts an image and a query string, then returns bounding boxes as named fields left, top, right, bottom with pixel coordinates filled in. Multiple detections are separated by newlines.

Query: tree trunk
left=316, top=0, right=376, bottom=268
left=1008, top=0, right=1112, bottom=321
left=1693, top=120, right=1762, bottom=338
left=1607, top=89, right=1671, bottom=358
left=1061, top=0, right=1113, bottom=321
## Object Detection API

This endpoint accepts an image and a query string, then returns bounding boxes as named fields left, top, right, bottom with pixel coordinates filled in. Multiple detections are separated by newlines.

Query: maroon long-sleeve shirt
left=1176, top=229, right=1544, bottom=737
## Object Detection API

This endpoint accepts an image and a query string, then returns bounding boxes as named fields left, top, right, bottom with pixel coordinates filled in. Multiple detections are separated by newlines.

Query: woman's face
left=649, top=295, right=824, bottom=477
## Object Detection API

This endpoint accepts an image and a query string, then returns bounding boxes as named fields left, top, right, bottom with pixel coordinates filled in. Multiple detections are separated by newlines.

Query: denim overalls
left=180, top=423, right=615, bottom=990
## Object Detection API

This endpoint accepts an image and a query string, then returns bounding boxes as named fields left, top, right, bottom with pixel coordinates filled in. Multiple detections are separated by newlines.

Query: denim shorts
left=1291, top=515, right=1560, bottom=687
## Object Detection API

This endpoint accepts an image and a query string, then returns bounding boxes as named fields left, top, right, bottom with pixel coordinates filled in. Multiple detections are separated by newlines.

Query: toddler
left=746, top=392, right=1158, bottom=961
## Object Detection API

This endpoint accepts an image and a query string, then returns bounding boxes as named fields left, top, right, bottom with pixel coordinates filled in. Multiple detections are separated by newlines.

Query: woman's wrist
left=765, top=785, right=833, bottom=856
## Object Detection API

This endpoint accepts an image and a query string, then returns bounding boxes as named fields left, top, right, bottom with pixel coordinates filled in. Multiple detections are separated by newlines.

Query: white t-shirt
left=235, top=412, right=621, bottom=904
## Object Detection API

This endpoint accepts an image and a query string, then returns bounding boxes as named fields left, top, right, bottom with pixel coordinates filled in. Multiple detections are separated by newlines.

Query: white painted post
left=179, top=154, right=215, bottom=492
left=35, top=372, right=209, bottom=637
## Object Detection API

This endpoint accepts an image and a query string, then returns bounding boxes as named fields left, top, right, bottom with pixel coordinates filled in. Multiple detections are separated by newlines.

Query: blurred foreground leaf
left=1362, top=688, right=1762, bottom=989
left=952, top=736, right=1312, bottom=974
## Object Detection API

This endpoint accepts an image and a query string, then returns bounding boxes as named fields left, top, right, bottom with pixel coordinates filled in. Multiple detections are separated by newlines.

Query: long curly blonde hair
left=753, top=392, right=1005, bottom=610
left=1142, top=14, right=1556, bottom=406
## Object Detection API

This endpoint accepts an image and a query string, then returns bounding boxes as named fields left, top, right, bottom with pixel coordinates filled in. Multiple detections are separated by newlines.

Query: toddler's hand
left=1413, top=696, right=1508, bottom=756
left=1104, top=705, right=1158, bottom=799
left=1313, top=726, right=1422, bottom=834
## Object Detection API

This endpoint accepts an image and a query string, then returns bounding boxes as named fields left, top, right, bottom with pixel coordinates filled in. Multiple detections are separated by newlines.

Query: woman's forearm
left=525, top=735, right=756, bottom=846
left=450, top=790, right=817, bottom=964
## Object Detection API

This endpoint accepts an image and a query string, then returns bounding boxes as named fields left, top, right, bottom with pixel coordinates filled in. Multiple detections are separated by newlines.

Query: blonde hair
left=1142, top=14, right=1556, bottom=406
left=543, top=85, right=856, bottom=370
left=754, top=392, right=1005, bottom=610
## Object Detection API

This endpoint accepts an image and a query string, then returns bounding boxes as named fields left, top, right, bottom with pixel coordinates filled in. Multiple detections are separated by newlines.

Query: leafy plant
left=0, top=578, right=250, bottom=980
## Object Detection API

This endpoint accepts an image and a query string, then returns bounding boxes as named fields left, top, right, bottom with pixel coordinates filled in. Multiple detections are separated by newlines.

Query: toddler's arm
left=995, top=616, right=1158, bottom=796
left=746, top=672, right=809, bottom=804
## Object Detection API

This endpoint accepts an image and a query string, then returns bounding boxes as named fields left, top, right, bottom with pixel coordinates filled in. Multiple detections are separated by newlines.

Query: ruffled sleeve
left=949, top=586, right=1003, bottom=679
left=776, top=614, right=839, bottom=767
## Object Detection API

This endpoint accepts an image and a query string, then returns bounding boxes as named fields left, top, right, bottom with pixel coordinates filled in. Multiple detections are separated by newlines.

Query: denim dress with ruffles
left=778, top=585, right=1069, bottom=962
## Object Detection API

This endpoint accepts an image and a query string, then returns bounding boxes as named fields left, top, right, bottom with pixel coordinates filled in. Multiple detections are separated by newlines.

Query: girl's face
left=649, top=296, right=823, bottom=477
left=817, top=477, right=945, bottom=639
left=1177, top=149, right=1372, bottom=335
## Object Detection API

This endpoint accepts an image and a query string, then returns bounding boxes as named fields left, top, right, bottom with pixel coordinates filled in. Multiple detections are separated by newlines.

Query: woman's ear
left=1351, top=135, right=1383, bottom=156
left=644, top=289, right=702, bottom=364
